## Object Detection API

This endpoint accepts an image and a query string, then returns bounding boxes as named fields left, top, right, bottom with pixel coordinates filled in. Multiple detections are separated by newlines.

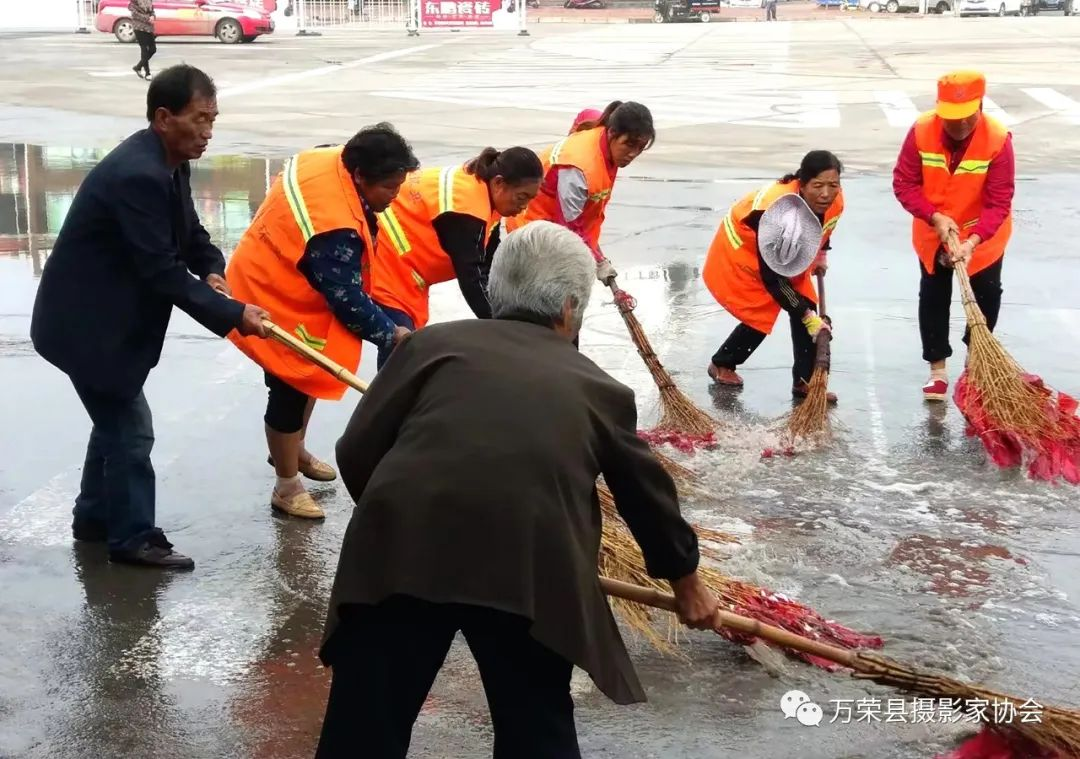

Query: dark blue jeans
left=71, top=381, right=157, bottom=551
left=375, top=305, right=416, bottom=370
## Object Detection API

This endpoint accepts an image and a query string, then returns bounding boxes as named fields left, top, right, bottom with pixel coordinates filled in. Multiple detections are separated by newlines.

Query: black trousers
left=712, top=310, right=815, bottom=386
left=134, top=30, right=156, bottom=72
left=263, top=371, right=309, bottom=434
left=316, top=595, right=580, bottom=759
left=918, top=255, right=1003, bottom=363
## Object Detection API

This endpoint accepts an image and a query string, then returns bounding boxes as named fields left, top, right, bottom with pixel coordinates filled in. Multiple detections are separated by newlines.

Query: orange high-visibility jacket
left=225, top=146, right=373, bottom=401
left=911, top=110, right=1012, bottom=276
left=504, top=126, right=613, bottom=251
left=702, top=179, right=843, bottom=335
left=370, top=165, right=496, bottom=329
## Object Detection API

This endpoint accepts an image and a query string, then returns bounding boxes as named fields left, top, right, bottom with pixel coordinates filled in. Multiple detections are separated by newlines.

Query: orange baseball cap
left=935, top=70, right=986, bottom=120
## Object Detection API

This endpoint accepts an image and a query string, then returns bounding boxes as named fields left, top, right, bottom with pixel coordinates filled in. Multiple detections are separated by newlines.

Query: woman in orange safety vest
left=225, top=124, right=420, bottom=520
left=702, top=150, right=844, bottom=401
left=368, top=146, right=544, bottom=369
left=505, top=100, right=655, bottom=287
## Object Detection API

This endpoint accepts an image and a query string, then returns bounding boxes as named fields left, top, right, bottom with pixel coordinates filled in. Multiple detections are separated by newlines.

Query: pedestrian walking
left=315, top=221, right=719, bottom=759
left=765, top=0, right=777, bottom=20
left=129, top=0, right=157, bottom=80
left=891, top=69, right=1015, bottom=402
left=225, top=126, right=419, bottom=520
left=702, top=150, right=844, bottom=401
left=368, top=146, right=543, bottom=368
left=30, top=65, right=272, bottom=570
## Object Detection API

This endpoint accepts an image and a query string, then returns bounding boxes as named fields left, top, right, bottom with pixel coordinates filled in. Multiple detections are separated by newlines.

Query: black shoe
left=72, top=519, right=108, bottom=542
left=109, top=530, right=194, bottom=570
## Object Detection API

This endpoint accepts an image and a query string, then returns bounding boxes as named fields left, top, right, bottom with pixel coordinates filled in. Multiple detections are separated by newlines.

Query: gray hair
left=487, top=221, right=595, bottom=331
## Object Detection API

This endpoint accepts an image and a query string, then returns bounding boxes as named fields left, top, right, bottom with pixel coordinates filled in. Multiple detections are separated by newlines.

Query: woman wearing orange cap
left=702, top=150, right=844, bottom=401
left=892, top=69, right=1015, bottom=402
left=368, top=146, right=544, bottom=368
left=505, top=100, right=656, bottom=287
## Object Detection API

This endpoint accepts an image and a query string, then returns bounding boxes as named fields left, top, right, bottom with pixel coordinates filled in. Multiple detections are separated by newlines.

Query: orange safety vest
left=225, top=146, right=374, bottom=401
left=702, top=180, right=843, bottom=335
left=912, top=110, right=1012, bottom=276
left=504, top=126, right=614, bottom=251
left=369, top=165, right=494, bottom=328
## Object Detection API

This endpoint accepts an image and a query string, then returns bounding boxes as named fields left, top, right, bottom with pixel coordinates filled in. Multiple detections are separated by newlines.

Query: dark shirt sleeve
left=746, top=211, right=815, bottom=316
left=598, top=384, right=700, bottom=581
left=892, top=125, right=938, bottom=225
left=433, top=212, right=492, bottom=319
left=970, top=133, right=1015, bottom=242
left=113, top=172, right=244, bottom=337
left=179, top=171, right=227, bottom=279
left=297, top=229, right=398, bottom=352
left=335, top=332, right=426, bottom=504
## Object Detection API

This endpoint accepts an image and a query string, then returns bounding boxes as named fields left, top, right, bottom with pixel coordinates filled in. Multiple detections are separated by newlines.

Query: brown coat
left=318, top=314, right=700, bottom=705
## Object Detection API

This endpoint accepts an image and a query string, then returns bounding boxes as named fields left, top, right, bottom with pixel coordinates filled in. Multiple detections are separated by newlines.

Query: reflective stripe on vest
left=283, top=156, right=316, bottom=242
left=721, top=213, right=742, bottom=249
left=378, top=206, right=412, bottom=257
left=823, top=215, right=840, bottom=234
left=919, top=151, right=948, bottom=170
left=438, top=166, right=456, bottom=215
left=919, top=152, right=992, bottom=175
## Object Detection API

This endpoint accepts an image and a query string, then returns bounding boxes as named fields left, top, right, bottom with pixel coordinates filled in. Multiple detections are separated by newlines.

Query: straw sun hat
left=757, top=193, right=824, bottom=278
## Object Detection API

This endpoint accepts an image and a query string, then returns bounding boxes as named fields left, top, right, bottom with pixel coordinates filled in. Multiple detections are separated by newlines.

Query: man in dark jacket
left=30, top=64, right=270, bottom=570
left=315, top=220, right=719, bottom=759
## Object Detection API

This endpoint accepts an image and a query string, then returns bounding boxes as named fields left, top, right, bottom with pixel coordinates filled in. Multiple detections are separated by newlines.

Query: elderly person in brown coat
left=314, top=220, right=718, bottom=759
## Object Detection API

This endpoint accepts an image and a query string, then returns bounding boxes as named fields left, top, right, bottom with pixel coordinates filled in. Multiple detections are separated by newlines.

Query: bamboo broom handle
left=945, top=231, right=988, bottom=326
left=599, top=576, right=859, bottom=667
left=816, top=271, right=827, bottom=318
left=262, top=320, right=369, bottom=394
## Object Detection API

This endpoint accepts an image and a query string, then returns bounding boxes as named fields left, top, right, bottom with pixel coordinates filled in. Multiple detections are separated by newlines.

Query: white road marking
left=981, top=96, right=1017, bottom=126
left=1022, top=87, right=1080, bottom=124
left=861, top=317, right=889, bottom=465
left=217, top=43, right=448, bottom=99
left=874, top=89, right=918, bottom=128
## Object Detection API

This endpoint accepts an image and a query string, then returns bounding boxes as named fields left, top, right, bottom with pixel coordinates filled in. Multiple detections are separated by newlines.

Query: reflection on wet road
left=1, top=143, right=1079, bottom=759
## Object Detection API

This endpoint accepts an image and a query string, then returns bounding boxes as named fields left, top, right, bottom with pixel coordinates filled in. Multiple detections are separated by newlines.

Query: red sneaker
left=923, top=376, right=948, bottom=402
left=707, top=363, right=743, bottom=387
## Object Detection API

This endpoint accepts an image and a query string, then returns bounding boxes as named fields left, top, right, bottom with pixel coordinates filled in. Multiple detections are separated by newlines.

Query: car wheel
left=113, top=18, right=136, bottom=42
left=885, top=0, right=899, bottom=9
left=935, top=1, right=949, bottom=10
left=654, top=10, right=665, bottom=20
left=700, top=9, right=711, bottom=19
left=867, top=1, right=881, bottom=9
left=216, top=18, right=243, bottom=43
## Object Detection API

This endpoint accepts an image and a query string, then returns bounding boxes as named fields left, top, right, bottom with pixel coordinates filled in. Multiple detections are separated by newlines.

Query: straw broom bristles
left=602, top=576, right=1080, bottom=758
left=785, top=272, right=833, bottom=445
left=596, top=480, right=884, bottom=667
left=607, top=282, right=720, bottom=445
left=948, top=233, right=1080, bottom=482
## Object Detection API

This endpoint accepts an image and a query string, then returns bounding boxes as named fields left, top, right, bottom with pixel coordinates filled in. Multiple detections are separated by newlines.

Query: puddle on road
left=2, top=142, right=1080, bottom=759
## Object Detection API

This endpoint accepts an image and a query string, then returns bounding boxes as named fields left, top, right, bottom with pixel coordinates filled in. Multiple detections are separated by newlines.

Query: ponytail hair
left=780, top=149, right=843, bottom=185
left=464, top=146, right=544, bottom=186
left=573, top=100, right=656, bottom=149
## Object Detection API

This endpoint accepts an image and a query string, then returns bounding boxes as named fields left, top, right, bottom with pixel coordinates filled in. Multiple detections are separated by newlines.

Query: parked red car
left=95, top=0, right=275, bottom=44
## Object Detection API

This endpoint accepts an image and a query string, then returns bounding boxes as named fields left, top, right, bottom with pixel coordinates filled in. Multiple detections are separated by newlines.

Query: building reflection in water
left=0, top=142, right=284, bottom=278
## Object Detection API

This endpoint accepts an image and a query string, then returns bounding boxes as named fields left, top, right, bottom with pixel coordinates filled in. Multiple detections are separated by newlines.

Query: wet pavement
left=1, top=140, right=1079, bottom=759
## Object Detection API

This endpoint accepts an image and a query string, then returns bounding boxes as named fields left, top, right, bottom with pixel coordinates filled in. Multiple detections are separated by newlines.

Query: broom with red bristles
left=606, top=278, right=722, bottom=453
left=945, top=232, right=1080, bottom=484
left=603, top=576, right=1080, bottom=759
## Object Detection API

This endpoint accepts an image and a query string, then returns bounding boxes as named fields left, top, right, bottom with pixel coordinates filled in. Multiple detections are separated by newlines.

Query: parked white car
left=958, top=0, right=1023, bottom=14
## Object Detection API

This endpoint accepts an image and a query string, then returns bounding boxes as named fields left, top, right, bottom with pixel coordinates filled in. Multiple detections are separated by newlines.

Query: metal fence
left=293, top=0, right=410, bottom=26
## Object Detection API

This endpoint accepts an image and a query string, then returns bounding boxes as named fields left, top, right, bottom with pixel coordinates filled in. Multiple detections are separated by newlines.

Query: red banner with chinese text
left=420, top=0, right=503, bottom=27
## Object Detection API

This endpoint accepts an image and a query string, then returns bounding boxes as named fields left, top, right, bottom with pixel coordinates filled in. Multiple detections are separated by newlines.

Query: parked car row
left=94, top=0, right=275, bottom=43
left=863, top=0, right=1076, bottom=13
